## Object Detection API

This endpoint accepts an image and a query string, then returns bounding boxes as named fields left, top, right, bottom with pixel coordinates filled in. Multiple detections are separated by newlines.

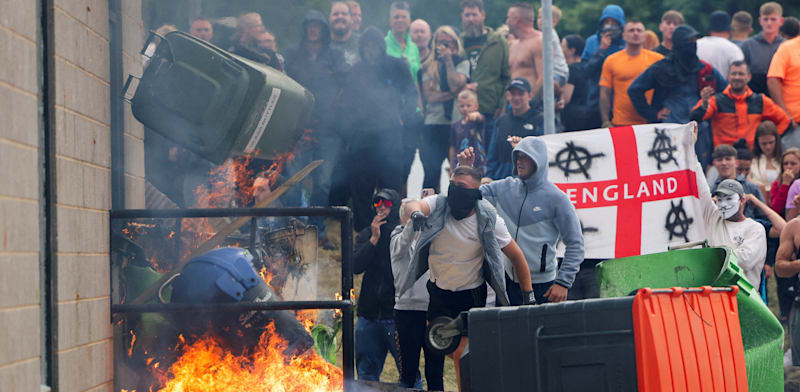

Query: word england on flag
left=547, top=123, right=705, bottom=259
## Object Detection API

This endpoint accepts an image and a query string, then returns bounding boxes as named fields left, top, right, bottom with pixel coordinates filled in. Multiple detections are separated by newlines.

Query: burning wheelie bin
left=596, top=246, right=784, bottom=391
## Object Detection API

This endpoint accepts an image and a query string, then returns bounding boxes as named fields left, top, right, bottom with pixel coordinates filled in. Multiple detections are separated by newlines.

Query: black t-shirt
left=562, top=61, right=600, bottom=131
left=654, top=44, right=671, bottom=56
left=463, top=34, right=488, bottom=78
left=494, top=108, right=542, bottom=165
left=566, top=62, right=588, bottom=107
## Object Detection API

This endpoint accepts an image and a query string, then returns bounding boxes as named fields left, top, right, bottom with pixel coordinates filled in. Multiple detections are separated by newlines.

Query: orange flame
left=128, top=330, right=137, bottom=357
left=155, top=324, right=342, bottom=392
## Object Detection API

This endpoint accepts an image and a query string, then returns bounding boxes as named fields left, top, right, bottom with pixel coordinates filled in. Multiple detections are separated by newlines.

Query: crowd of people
left=155, top=0, right=800, bottom=389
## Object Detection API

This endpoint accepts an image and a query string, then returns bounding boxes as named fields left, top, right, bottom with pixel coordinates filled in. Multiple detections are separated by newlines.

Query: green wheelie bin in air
left=129, top=31, right=314, bottom=165
left=596, top=246, right=784, bottom=391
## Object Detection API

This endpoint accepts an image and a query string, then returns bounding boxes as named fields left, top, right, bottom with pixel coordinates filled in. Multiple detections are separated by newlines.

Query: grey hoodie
left=480, top=137, right=584, bottom=287
left=390, top=224, right=429, bottom=311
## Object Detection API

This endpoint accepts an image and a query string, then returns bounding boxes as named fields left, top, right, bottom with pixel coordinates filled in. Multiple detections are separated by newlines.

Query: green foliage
left=310, top=317, right=342, bottom=365
left=144, top=0, right=800, bottom=50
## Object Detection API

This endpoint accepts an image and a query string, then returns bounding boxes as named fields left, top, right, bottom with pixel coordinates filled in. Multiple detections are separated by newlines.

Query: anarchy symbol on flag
left=547, top=123, right=705, bottom=259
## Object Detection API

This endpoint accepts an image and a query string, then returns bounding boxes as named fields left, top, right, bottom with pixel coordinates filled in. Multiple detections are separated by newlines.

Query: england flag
left=547, top=123, right=706, bottom=259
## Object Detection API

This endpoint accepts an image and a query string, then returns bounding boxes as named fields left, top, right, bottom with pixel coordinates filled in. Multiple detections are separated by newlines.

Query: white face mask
left=716, top=193, right=740, bottom=219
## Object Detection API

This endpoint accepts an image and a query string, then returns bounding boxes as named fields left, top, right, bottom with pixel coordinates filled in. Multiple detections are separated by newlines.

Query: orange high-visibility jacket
left=690, top=85, right=792, bottom=148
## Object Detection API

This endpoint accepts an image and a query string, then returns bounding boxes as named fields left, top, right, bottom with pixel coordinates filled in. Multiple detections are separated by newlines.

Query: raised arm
left=745, top=193, right=786, bottom=237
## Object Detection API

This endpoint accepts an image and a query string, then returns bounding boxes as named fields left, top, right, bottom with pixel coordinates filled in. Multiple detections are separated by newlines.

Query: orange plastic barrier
left=633, top=286, right=748, bottom=392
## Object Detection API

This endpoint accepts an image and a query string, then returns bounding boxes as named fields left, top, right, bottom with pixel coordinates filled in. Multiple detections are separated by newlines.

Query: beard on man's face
left=463, top=24, right=483, bottom=37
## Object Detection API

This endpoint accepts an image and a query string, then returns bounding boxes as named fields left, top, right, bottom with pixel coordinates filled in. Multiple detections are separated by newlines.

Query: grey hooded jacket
left=397, top=195, right=511, bottom=306
left=480, top=137, right=584, bottom=287
left=390, top=224, right=429, bottom=311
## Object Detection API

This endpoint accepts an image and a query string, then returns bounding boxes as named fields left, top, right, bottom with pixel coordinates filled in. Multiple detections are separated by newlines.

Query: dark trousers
left=348, top=128, right=405, bottom=231
left=420, top=124, right=451, bottom=192
left=567, top=263, right=600, bottom=300
left=394, top=309, right=444, bottom=390
left=499, top=274, right=554, bottom=306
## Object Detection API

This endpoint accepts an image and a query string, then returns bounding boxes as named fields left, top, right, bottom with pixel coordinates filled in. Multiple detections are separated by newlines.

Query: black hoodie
left=284, top=10, right=348, bottom=127
left=340, top=26, right=417, bottom=131
left=649, top=25, right=705, bottom=88
left=353, top=188, right=402, bottom=320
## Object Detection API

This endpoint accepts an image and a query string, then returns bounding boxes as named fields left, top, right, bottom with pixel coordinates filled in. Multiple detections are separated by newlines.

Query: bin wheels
left=426, top=316, right=463, bottom=355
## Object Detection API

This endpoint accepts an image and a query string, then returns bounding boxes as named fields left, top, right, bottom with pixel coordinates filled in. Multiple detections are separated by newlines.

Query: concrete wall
left=0, top=1, right=144, bottom=391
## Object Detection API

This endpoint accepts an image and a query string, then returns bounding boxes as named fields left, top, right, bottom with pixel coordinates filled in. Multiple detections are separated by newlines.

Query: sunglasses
left=373, top=199, right=393, bottom=209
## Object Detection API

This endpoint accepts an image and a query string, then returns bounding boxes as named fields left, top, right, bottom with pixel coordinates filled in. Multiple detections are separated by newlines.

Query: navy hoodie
left=480, top=137, right=584, bottom=287
left=284, top=10, right=348, bottom=127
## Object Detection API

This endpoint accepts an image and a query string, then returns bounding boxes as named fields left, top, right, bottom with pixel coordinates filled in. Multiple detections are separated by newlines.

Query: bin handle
left=158, top=273, right=180, bottom=304
left=668, top=240, right=709, bottom=251
left=121, top=75, right=139, bottom=103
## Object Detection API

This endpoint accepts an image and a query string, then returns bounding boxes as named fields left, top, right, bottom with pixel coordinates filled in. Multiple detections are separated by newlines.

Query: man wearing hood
left=285, top=10, right=348, bottom=249
left=580, top=5, right=626, bottom=127
left=400, top=165, right=533, bottom=387
left=341, top=26, right=417, bottom=231
left=458, top=137, right=584, bottom=304
left=629, top=25, right=727, bottom=169
left=354, top=189, right=406, bottom=382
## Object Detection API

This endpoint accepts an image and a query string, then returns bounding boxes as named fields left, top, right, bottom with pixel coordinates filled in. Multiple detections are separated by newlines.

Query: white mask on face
left=716, top=193, right=740, bottom=219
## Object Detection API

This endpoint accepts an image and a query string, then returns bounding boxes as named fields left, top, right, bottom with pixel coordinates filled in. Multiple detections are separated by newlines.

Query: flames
left=144, top=324, right=342, bottom=392
left=123, top=150, right=344, bottom=391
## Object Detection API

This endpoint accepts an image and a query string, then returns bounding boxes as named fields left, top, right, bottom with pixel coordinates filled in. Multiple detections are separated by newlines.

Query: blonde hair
left=457, top=89, right=478, bottom=101
left=760, top=2, right=783, bottom=16
left=537, top=5, right=562, bottom=24
left=421, top=26, right=465, bottom=93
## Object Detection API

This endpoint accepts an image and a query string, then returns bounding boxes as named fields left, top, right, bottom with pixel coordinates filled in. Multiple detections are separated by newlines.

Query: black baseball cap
left=507, top=77, right=532, bottom=93
left=708, top=10, right=731, bottom=33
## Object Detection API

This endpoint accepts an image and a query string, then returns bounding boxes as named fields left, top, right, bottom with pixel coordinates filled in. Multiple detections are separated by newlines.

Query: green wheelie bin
left=130, top=31, right=314, bottom=165
left=596, top=247, right=784, bottom=391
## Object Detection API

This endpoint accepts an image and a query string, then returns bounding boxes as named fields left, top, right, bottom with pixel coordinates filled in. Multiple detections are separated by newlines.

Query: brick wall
left=0, top=1, right=144, bottom=391
left=0, top=0, right=43, bottom=390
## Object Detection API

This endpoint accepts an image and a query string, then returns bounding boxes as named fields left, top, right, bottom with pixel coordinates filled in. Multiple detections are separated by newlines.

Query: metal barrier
left=110, top=206, right=355, bottom=391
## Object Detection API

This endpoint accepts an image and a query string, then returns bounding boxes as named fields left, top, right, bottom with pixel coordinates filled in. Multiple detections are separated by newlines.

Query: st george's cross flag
left=547, top=123, right=706, bottom=259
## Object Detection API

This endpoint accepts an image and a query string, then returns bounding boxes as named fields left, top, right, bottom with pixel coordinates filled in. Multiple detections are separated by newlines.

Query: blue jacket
left=628, top=65, right=727, bottom=124
left=397, top=195, right=511, bottom=305
left=480, top=137, right=584, bottom=287
left=581, top=5, right=626, bottom=108
left=581, top=5, right=626, bottom=61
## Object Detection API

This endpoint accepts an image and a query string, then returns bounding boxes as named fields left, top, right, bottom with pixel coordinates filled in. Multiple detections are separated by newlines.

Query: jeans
left=499, top=274, right=554, bottom=305
left=355, top=316, right=401, bottom=382
left=567, top=261, right=600, bottom=300
left=394, top=310, right=439, bottom=390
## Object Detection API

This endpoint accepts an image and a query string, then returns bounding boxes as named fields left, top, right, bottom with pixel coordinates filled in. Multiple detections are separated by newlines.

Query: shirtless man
left=776, top=216, right=800, bottom=366
left=506, top=3, right=543, bottom=93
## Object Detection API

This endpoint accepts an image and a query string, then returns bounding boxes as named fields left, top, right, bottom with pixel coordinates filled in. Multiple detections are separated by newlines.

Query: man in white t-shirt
left=400, top=165, right=532, bottom=389
left=697, top=11, right=744, bottom=77
left=697, top=172, right=767, bottom=291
